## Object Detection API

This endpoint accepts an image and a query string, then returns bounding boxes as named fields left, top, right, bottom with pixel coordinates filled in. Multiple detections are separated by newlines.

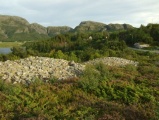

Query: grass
left=0, top=41, right=24, bottom=48
left=0, top=62, right=158, bottom=119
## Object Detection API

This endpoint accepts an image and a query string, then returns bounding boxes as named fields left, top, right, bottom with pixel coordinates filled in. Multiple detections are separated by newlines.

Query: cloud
left=0, top=0, right=159, bottom=27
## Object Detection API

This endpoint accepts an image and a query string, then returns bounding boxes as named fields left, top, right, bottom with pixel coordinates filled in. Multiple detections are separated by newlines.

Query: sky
left=0, top=0, right=159, bottom=28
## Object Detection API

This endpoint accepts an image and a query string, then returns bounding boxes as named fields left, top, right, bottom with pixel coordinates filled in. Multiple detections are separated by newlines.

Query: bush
left=78, top=65, right=100, bottom=92
left=11, top=47, right=27, bottom=58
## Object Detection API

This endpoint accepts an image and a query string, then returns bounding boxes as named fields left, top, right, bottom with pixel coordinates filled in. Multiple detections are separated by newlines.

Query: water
left=0, top=48, right=12, bottom=54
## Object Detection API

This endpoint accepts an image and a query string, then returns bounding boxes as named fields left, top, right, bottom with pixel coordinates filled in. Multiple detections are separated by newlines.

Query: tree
left=11, top=47, right=27, bottom=58
left=53, top=50, right=66, bottom=59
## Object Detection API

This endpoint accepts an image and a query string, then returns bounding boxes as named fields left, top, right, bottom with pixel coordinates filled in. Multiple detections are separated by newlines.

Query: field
left=0, top=42, right=24, bottom=48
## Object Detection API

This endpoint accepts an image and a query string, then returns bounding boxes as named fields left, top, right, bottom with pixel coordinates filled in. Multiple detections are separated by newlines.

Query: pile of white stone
left=0, top=56, right=138, bottom=84
left=84, top=57, right=138, bottom=66
left=0, top=56, right=84, bottom=84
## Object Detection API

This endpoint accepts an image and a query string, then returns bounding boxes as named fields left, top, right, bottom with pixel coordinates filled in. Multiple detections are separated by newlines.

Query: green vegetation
left=0, top=61, right=159, bottom=119
left=116, top=24, right=159, bottom=46
left=0, top=23, right=159, bottom=119
left=0, top=42, right=23, bottom=48
left=0, top=15, right=134, bottom=42
left=22, top=31, right=128, bottom=62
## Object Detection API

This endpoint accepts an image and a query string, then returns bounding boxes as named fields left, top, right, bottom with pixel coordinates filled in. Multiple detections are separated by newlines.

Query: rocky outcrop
left=30, top=23, right=48, bottom=35
left=0, top=15, right=134, bottom=41
left=0, top=15, right=30, bottom=38
left=73, top=21, right=134, bottom=33
left=0, top=15, right=30, bottom=26
left=105, top=24, right=134, bottom=31
left=47, top=26, right=73, bottom=36
left=0, top=15, right=49, bottom=41
left=0, top=15, right=73, bottom=41
left=74, top=21, right=106, bottom=32
left=0, top=56, right=138, bottom=85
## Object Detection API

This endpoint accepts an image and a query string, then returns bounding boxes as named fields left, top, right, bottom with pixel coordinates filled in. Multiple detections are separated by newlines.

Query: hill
left=0, top=15, right=134, bottom=41
left=0, top=15, right=72, bottom=41
left=74, top=21, right=134, bottom=33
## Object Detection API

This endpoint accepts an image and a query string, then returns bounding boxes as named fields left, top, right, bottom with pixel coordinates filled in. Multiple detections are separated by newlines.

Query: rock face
left=74, top=21, right=106, bottom=32
left=0, top=57, right=138, bottom=85
left=30, top=23, right=48, bottom=35
left=47, top=26, right=73, bottom=36
left=105, top=24, right=134, bottom=31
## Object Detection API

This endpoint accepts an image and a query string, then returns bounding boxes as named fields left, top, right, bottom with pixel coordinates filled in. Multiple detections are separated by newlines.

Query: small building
left=134, top=43, right=150, bottom=49
left=88, top=36, right=93, bottom=40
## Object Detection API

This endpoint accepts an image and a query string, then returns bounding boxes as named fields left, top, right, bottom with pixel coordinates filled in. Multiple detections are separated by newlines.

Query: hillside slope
left=74, top=21, right=134, bottom=33
left=0, top=15, right=134, bottom=41
left=0, top=15, right=72, bottom=41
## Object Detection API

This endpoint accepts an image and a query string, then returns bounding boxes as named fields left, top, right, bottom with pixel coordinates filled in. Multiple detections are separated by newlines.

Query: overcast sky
left=0, top=0, right=159, bottom=28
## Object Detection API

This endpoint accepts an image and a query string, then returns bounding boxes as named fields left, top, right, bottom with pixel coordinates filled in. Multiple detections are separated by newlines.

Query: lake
left=0, top=48, right=12, bottom=54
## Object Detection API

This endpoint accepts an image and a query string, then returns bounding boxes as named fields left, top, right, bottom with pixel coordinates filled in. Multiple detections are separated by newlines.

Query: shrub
left=78, top=65, right=100, bottom=92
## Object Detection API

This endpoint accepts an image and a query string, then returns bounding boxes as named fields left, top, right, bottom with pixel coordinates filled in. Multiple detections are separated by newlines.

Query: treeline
left=0, top=23, right=159, bottom=62
left=0, top=31, right=128, bottom=62
left=114, top=23, right=159, bottom=46
left=22, top=31, right=127, bottom=62
left=22, top=23, right=159, bottom=59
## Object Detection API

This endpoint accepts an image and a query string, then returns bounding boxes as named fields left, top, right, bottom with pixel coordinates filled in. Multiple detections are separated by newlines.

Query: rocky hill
left=73, top=21, right=106, bottom=32
left=73, top=21, right=134, bottom=33
left=47, top=26, right=73, bottom=37
left=0, top=15, right=48, bottom=41
left=105, top=23, right=134, bottom=31
left=0, top=15, right=72, bottom=41
left=0, top=15, right=134, bottom=41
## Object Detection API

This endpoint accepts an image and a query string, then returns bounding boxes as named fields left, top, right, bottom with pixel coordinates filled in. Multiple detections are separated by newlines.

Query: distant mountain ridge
left=73, top=21, right=134, bottom=32
left=0, top=15, right=134, bottom=41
